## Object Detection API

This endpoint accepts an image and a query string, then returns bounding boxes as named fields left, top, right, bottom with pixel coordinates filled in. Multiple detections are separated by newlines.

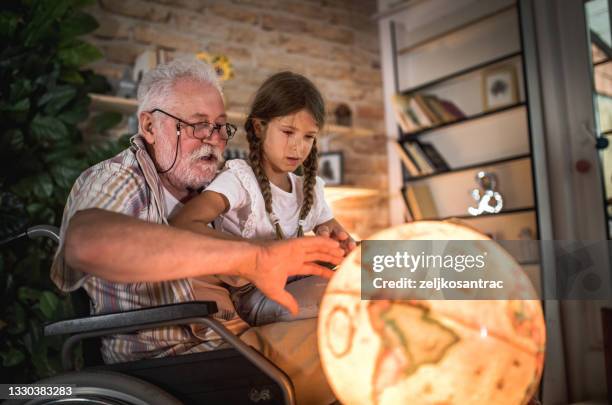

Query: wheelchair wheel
left=4, top=371, right=182, bottom=405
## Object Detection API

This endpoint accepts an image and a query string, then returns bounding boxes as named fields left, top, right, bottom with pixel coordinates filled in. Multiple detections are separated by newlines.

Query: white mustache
left=190, top=144, right=223, bottom=162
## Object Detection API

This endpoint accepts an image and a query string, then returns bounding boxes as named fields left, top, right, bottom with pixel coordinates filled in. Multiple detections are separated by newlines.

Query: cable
left=156, top=124, right=181, bottom=174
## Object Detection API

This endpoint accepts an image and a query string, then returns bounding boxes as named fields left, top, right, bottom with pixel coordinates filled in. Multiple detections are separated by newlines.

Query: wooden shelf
left=396, top=3, right=516, bottom=56
left=324, top=186, right=379, bottom=204
left=399, top=102, right=526, bottom=140
left=399, top=51, right=522, bottom=95
left=89, top=93, right=137, bottom=114
left=403, top=153, right=531, bottom=183
left=89, top=93, right=375, bottom=137
left=440, top=206, right=535, bottom=221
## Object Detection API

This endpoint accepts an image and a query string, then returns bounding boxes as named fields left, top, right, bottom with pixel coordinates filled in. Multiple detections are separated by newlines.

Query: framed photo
left=481, top=65, right=519, bottom=111
left=318, top=151, right=344, bottom=186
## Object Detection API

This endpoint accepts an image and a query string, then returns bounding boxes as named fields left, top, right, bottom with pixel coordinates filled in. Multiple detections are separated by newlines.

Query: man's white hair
left=137, top=58, right=222, bottom=116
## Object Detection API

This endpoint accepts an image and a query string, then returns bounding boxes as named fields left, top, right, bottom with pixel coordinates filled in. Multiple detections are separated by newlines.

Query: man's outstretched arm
left=65, top=208, right=344, bottom=314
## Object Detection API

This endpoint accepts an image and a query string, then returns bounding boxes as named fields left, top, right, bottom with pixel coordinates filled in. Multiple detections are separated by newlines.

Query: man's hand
left=243, top=236, right=344, bottom=315
left=316, top=225, right=357, bottom=256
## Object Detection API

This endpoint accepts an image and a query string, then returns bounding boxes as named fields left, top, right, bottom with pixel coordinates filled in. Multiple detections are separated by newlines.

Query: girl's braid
left=297, top=140, right=318, bottom=237
left=246, top=119, right=284, bottom=239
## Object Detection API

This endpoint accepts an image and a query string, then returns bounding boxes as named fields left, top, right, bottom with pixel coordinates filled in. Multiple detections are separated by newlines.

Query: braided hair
left=244, top=71, right=325, bottom=239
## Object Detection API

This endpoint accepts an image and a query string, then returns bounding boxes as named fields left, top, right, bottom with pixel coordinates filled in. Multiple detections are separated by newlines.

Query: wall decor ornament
left=468, top=171, right=504, bottom=216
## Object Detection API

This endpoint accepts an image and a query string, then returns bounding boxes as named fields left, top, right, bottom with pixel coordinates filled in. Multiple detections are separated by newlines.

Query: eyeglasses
left=150, top=108, right=237, bottom=141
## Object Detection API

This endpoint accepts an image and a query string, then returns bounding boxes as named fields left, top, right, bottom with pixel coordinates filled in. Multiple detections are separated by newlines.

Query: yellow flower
left=196, top=52, right=233, bottom=81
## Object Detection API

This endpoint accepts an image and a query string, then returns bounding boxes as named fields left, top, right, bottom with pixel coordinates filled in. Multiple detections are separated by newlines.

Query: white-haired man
left=52, top=59, right=340, bottom=404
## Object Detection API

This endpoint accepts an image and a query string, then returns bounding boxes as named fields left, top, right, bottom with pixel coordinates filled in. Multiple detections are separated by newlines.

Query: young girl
left=171, top=71, right=356, bottom=326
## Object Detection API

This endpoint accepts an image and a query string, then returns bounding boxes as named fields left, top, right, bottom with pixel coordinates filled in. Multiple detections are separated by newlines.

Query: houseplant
left=0, top=0, right=127, bottom=382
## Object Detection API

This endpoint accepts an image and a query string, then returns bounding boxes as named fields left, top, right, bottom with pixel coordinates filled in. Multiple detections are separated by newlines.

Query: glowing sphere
left=318, top=221, right=545, bottom=405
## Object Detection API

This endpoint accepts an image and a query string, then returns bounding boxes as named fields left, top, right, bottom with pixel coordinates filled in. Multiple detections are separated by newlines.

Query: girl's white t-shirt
left=205, top=159, right=334, bottom=239
left=162, top=186, right=183, bottom=218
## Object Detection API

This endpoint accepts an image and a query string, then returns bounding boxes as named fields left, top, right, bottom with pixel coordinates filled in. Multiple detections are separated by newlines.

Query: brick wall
left=86, top=0, right=389, bottom=238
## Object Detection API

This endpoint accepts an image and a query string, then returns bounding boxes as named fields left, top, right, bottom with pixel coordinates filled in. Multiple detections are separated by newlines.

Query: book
left=418, top=142, right=450, bottom=171
left=393, top=141, right=421, bottom=176
left=414, top=94, right=442, bottom=125
left=438, top=99, right=466, bottom=119
left=404, top=185, right=438, bottom=220
left=404, top=103, right=422, bottom=128
left=405, top=142, right=435, bottom=174
left=425, top=95, right=458, bottom=123
left=408, top=97, right=433, bottom=128
left=391, top=94, right=419, bottom=133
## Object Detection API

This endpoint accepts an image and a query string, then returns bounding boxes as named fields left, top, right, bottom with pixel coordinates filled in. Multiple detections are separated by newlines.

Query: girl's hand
left=315, top=225, right=357, bottom=256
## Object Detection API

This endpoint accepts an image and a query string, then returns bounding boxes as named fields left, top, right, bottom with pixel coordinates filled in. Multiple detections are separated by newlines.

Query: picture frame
left=481, top=64, right=519, bottom=111
left=318, top=151, right=344, bottom=186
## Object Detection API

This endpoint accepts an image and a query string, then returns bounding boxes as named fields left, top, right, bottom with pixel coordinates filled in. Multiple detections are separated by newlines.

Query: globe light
left=318, top=221, right=545, bottom=405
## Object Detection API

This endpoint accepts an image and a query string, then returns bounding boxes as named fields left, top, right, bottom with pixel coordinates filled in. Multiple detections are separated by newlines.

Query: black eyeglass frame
left=149, top=108, right=237, bottom=141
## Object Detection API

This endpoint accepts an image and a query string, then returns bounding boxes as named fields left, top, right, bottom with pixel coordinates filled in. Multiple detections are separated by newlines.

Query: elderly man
left=51, top=59, right=341, bottom=404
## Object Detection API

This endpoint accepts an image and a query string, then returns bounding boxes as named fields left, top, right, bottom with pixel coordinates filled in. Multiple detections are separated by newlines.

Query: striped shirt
left=51, top=135, right=248, bottom=364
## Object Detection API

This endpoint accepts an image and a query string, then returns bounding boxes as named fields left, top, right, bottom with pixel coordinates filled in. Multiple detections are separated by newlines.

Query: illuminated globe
left=318, top=221, right=545, bottom=405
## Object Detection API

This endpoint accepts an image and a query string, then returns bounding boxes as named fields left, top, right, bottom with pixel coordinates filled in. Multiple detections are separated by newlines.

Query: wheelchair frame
left=19, top=225, right=297, bottom=405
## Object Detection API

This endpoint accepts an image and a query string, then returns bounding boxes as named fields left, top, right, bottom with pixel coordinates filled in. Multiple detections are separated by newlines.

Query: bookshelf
left=381, top=0, right=540, bottom=242
left=398, top=102, right=525, bottom=140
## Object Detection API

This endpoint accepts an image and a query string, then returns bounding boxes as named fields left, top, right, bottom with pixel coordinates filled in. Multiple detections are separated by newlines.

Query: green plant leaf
left=59, top=11, right=99, bottom=40
left=23, top=0, right=71, bottom=47
left=1, top=347, right=25, bottom=367
left=0, top=98, right=30, bottom=113
left=0, top=0, right=113, bottom=383
left=92, top=112, right=123, bottom=133
left=81, top=70, right=110, bottom=94
left=9, top=79, right=33, bottom=102
left=28, top=318, right=42, bottom=345
left=50, top=162, right=83, bottom=189
left=25, top=203, right=56, bottom=225
left=39, top=291, right=60, bottom=319
left=11, top=177, right=36, bottom=200
left=0, top=11, right=20, bottom=39
left=73, top=0, right=97, bottom=8
left=34, top=64, right=61, bottom=91
left=57, top=103, right=89, bottom=125
left=38, top=85, right=77, bottom=115
left=0, top=191, right=28, bottom=240
left=43, top=147, right=77, bottom=164
left=7, top=302, right=27, bottom=335
left=60, top=69, right=84, bottom=84
left=30, top=115, right=69, bottom=142
left=17, top=287, right=42, bottom=302
left=5, top=129, right=26, bottom=152
left=25, top=201, right=44, bottom=216
left=58, top=40, right=103, bottom=68
left=32, top=174, right=54, bottom=199
left=31, top=345, right=56, bottom=378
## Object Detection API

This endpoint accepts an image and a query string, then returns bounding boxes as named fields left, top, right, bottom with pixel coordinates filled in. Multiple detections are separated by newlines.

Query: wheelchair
left=3, top=225, right=297, bottom=405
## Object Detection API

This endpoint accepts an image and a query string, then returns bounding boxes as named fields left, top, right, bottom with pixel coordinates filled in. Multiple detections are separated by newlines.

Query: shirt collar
left=130, top=134, right=167, bottom=221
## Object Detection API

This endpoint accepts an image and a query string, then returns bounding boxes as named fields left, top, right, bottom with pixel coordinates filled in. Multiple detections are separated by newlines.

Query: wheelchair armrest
left=46, top=301, right=297, bottom=404
left=44, top=301, right=218, bottom=336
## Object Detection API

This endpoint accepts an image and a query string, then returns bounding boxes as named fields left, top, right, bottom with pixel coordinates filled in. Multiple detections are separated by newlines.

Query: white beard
left=156, top=133, right=224, bottom=190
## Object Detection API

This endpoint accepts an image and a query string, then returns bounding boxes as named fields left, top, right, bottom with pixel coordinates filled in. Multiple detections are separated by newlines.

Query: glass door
left=584, top=0, right=612, bottom=239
